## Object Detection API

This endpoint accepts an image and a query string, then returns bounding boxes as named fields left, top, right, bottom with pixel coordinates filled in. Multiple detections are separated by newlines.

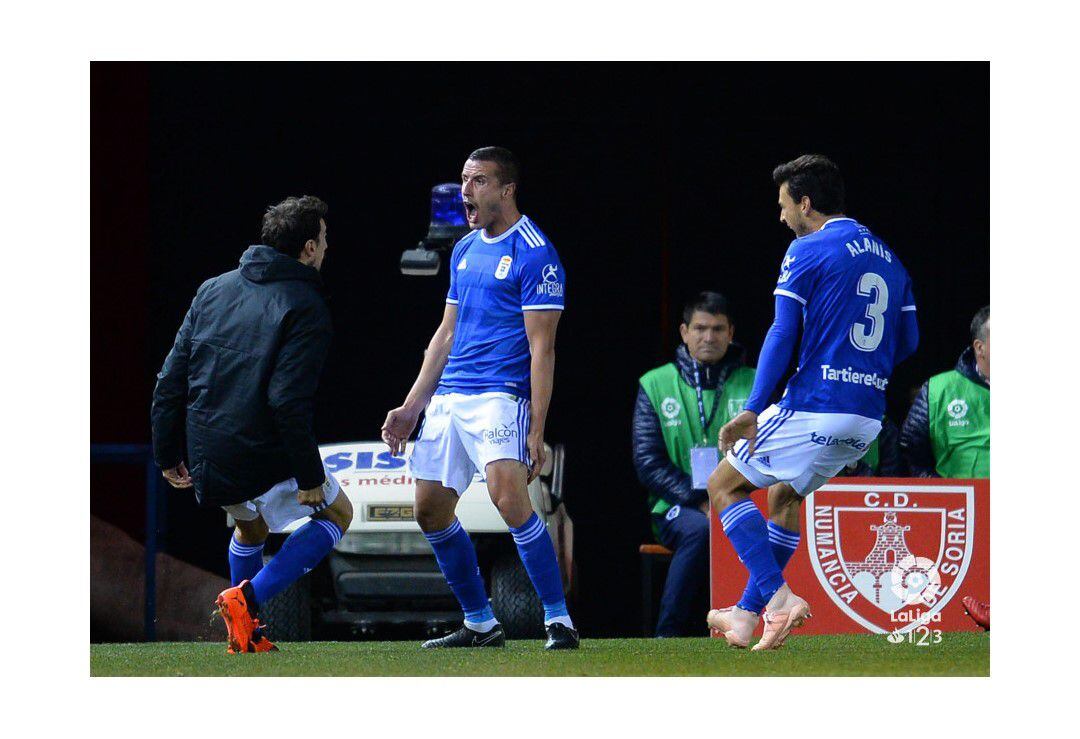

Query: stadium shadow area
left=91, top=515, right=227, bottom=642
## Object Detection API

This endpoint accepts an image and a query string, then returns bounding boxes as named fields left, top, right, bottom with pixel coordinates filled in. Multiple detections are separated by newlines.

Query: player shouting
left=707, top=155, right=919, bottom=650
left=381, top=147, right=578, bottom=650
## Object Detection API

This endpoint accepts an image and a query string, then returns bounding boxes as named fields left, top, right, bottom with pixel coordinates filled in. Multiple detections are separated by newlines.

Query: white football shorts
left=222, top=460, right=342, bottom=533
left=409, top=391, right=531, bottom=495
left=726, top=404, right=882, bottom=497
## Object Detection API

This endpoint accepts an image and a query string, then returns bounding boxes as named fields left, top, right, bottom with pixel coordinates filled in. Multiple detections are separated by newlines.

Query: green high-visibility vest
left=927, top=370, right=990, bottom=478
left=639, top=362, right=756, bottom=517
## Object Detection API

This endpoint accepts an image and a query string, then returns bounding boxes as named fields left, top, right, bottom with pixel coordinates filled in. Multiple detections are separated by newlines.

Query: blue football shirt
left=773, top=217, right=916, bottom=418
left=436, top=215, right=565, bottom=398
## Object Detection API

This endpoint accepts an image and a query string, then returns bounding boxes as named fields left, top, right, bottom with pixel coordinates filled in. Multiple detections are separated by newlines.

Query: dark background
left=91, top=62, right=989, bottom=638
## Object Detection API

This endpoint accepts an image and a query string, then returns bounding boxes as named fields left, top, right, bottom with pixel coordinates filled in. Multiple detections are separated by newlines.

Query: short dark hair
left=261, top=195, right=328, bottom=258
left=772, top=154, right=845, bottom=215
left=683, top=291, right=733, bottom=325
left=468, top=146, right=519, bottom=188
left=970, top=305, right=990, bottom=343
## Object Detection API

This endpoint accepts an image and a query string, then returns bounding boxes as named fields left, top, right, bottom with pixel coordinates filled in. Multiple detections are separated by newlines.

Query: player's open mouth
left=463, top=200, right=478, bottom=223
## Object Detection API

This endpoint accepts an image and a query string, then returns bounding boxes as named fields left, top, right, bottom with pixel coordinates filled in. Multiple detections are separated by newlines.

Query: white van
left=255, top=441, right=574, bottom=640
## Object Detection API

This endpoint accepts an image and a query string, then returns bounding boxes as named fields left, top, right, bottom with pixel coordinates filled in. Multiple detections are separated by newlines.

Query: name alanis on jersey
left=819, top=364, right=889, bottom=391
left=845, top=237, right=893, bottom=262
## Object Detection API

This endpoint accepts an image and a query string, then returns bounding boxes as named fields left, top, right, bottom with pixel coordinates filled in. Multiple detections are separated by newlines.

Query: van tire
left=260, top=575, right=313, bottom=642
left=490, top=553, right=544, bottom=639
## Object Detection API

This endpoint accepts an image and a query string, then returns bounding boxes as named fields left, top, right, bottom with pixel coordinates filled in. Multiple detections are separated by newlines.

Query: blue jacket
left=900, top=347, right=987, bottom=477
left=151, top=245, right=332, bottom=507
left=632, top=343, right=748, bottom=510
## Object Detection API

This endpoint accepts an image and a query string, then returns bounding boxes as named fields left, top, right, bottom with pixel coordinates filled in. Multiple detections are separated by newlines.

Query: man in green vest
left=633, top=292, right=755, bottom=636
left=901, top=305, right=989, bottom=478
left=901, top=305, right=989, bottom=629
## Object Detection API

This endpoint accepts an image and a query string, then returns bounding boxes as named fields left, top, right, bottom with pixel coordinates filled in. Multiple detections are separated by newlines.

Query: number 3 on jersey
left=849, top=272, right=888, bottom=352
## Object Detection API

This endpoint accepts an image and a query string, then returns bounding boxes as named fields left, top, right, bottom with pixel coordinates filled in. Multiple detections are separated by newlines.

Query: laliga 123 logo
left=805, top=484, right=974, bottom=634
left=947, top=398, right=971, bottom=427
left=947, top=398, right=969, bottom=420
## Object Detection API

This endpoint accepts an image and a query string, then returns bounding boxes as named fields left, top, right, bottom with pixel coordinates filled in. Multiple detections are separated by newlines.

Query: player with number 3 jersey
left=706, top=155, right=919, bottom=651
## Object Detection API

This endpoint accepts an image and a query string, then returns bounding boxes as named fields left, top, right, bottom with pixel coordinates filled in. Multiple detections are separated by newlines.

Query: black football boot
left=421, top=624, right=507, bottom=648
left=543, top=623, right=580, bottom=650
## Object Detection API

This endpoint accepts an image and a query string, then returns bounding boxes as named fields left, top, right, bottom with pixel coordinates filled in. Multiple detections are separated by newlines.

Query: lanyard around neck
left=691, top=361, right=721, bottom=445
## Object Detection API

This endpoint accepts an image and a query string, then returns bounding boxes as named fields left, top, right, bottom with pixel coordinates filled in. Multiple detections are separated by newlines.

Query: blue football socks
left=736, top=521, right=800, bottom=613
left=249, top=518, right=341, bottom=607
left=720, top=499, right=785, bottom=608
left=767, top=521, right=800, bottom=572
left=228, top=536, right=264, bottom=587
left=510, top=513, right=573, bottom=629
left=424, top=519, right=498, bottom=631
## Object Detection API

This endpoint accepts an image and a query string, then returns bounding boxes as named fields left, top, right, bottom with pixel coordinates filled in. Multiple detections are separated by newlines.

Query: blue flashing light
left=430, top=183, right=467, bottom=227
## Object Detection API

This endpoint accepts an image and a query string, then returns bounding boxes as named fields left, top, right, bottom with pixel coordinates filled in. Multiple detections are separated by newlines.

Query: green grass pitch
left=91, top=633, right=988, bottom=677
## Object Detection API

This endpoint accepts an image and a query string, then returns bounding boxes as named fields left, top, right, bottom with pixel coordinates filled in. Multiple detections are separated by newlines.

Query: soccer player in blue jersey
left=381, top=147, right=577, bottom=649
left=706, top=155, right=919, bottom=650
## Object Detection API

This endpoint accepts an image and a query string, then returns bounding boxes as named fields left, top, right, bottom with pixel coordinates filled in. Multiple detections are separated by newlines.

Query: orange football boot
left=225, top=619, right=279, bottom=653
left=216, top=580, right=277, bottom=654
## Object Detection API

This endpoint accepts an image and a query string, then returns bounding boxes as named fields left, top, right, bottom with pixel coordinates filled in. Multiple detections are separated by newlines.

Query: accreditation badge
left=690, top=446, right=719, bottom=489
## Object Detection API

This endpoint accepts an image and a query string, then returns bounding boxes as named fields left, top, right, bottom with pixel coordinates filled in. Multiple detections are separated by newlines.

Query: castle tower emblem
left=844, top=512, right=913, bottom=604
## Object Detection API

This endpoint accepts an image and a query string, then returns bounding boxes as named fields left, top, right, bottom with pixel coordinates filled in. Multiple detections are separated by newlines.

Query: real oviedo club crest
left=805, top=483, right=975, bottom=634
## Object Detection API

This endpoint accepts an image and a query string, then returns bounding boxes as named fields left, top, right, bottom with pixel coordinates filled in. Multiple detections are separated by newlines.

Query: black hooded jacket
left=900, top=346, right=988, bottom=477
left=632, top=343, right=749, bottom=510
left=151, top=245, right=333, bottom=507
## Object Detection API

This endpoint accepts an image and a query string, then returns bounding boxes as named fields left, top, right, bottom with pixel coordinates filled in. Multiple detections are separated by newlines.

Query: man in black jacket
left=151, top=195, right=352, bottom=654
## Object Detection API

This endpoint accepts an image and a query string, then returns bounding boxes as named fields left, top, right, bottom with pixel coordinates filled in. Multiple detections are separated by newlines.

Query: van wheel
left=260, top=575, right=312, bottom=642
left=490, top=553, right=544, bottom=639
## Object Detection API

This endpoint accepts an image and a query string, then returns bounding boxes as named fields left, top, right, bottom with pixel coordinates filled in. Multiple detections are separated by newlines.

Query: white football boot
left=751, top=584, right=812, bottom=651
left=707, top=605, right=760, bottom=648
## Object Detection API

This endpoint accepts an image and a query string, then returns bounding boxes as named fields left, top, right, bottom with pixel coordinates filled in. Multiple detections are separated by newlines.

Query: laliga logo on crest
left=885, top=553, right=944, bottom=644
left=890, top=554, right=942, bottom=606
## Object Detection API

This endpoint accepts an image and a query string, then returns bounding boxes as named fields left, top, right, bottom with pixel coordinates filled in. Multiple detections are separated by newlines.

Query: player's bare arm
left=524, top=309, right=560, bottom=483
left=719, top=293, right=800, bottom=458
left=382, top=303, right=458, bottom=455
